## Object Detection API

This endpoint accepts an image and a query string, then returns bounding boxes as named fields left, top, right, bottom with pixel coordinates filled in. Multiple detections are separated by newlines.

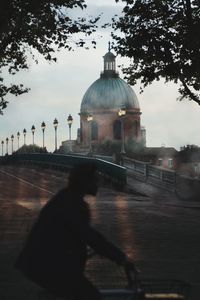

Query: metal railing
left=124, top=157, right=176, bottom=187
left=123, top=156, right=200, bottom=199
left=0, top=153, right=127, bottom=186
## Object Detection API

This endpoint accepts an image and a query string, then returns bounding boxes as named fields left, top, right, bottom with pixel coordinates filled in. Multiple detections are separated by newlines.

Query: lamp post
left=31, top=125, right=35, bottom=144
left=41, top=121, right=46, bottom=148
left=11, top=135, right=14, bottom=154
left=67, top=114, right=73, bottom=152
left=17, top=131, right=20, bottom=150
left=1, top=141, right=4, bottom=156
left=87, top=114, right=93, bottom=155
left=118, top=107, right=126, bottom=154
left=23, top=129, right=27, bottom=145
left=53, top=118, right=58, bottom=152
left=6, top=138, right=9, bottom=155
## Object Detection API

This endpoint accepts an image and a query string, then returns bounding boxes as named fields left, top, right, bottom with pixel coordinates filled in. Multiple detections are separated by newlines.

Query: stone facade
left=80, top=110, right=141, bottom=147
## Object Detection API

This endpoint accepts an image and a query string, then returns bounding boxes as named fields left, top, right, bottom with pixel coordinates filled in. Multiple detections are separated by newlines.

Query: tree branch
left=179, top=76, right=200, bottom=105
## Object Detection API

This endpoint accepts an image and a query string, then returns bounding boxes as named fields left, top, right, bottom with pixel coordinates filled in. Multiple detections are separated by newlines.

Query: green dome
left=80, top=76, right=140, bottom=112
left=103, top=51, right=116, bottom=60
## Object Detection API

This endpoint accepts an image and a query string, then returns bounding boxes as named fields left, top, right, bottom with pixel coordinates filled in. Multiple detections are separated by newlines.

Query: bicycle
left=86, top=255, right=190, bottom=300
left=38, top=259, right=190, bottom=300
left=98, top=264, right=190, bottom=300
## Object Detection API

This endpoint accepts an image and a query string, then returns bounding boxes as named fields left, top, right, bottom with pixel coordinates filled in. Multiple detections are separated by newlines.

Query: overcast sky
left=1, top=0, right=200, bottom=153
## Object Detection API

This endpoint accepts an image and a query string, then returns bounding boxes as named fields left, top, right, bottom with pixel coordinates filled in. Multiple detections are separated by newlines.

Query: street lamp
left=53, top=118, right=58, bottom=152
left=6, top=138, right=9, bottom=155
left=17, top=131, right=20, bottom=150
left=11, top=135, right=14, bottom=154
left=1, top=141, right=4, bottom=156
left=41, top=121, right=46, bottom=148
left=23, top=129, right=27, bottom=145
left=87, top=114, right=93, bottom=155
left=118, top=107, right=126, bottom=154
left=67, top=114, right=73, bottom=152
left=31, top=125, right=35, bottom=144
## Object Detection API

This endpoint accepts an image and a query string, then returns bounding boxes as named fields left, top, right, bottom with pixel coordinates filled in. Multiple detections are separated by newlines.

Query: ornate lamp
left=67, top=114, right=73, bottom=152
left=6, top=137, right=9, bottom=154
left=118, top=107, right=126, bottom=154
left=53, top=118, right=58, bottom=151
left=31, top=125, right=35, bottom=144
left=41, top=121, right=46, bottom=148
left=11, top=134, right=14, bottom=154
left=87, top=114, right=93, bottom=154
left=23, top=129, right=27, bottom=145
left=17, top=131, right=20, bottom=149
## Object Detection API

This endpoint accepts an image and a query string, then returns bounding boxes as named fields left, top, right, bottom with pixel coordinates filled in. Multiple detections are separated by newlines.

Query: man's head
left=68, top=163, right=98, bottom=196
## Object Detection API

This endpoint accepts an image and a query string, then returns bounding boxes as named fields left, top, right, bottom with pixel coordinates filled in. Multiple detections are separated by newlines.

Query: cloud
left=68, top=1, right=123, bottom=29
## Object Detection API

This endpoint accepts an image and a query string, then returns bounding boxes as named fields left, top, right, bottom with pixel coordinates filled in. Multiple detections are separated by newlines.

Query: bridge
left=1, top=152, right=199, bottom=200
left=0, top=153, right=200, bottom=299
left=0, top=153, right=127, bottom=187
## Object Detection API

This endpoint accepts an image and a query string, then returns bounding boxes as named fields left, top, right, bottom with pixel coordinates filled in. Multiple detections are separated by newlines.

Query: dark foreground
left=0, top=165, right=200, bottom=299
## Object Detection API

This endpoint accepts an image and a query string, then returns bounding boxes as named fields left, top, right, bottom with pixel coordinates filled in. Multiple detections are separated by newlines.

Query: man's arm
left=84, top=226, right=126, bottom=264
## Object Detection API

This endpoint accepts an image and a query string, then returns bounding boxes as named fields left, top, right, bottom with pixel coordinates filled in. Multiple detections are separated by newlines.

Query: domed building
left=79, top=46, right=144, bottom=151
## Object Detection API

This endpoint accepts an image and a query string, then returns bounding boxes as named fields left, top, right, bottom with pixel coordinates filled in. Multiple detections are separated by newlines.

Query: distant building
left=79, top=45, right=145, bottom=150
left=141, top=126, right=146, bottom=147
left=127, top=145, right=200, bottom=178
left=177, top=145, right=200, bottom=177
left=129, top=146, right=179, bottom=170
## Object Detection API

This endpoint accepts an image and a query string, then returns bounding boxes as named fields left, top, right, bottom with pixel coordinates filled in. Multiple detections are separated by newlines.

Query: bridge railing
left=123, top=158, right=147, bottom=175
left=124, top=156, right=175, bottom=189
left=0, top=153, right=127, bottom=186
left=124, top=156, right=200, bottom=199
left=147, top=165, right=176, bottom=184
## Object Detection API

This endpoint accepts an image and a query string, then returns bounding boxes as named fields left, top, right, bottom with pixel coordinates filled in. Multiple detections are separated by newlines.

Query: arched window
left=131, top=121, right=138, bottom=137
left=91, top=121, right=98, bottom=141
left=113, top=120, right=121, bottom=140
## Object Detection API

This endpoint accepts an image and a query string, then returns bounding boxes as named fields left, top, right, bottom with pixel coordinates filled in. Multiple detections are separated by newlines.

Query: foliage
left=126, top=137, right=144, bottom=154
left=94, top=140, right=121, bottom=155
left=112, top=0, right=200, bottom=105
left=0, top=0, right=99, bottom=114
left=14, top=144, right=48, bottom=154
left=179, top=144, right=200, bottom=162
left=93, top=138, right=144, bottom=156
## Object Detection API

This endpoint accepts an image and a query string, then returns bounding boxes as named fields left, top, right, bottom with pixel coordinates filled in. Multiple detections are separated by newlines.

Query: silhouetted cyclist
left=15, top=163, right=134, bottom=300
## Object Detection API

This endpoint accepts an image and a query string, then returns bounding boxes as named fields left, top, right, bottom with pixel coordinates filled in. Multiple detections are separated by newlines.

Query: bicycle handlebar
left=124, top=263, right=146, bottom=299
left=124, top=264, right=136, bottom=287
left=124, top=264, right=141, bottom=286
left=86, top=248, right=144, bottom=293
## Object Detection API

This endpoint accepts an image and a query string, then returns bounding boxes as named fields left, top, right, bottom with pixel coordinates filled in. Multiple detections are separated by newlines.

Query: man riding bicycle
left=15, top=163, right=134, bottom=300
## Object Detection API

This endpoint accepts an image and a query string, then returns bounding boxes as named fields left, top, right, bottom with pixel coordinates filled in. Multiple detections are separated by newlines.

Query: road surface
left=0, top=165, right=199, bottom=299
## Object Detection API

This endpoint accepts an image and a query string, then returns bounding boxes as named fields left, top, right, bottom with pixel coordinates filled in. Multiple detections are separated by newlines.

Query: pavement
left=126, top=171, right=200, bottom=209
left=0, top=165, right=200, bottom=300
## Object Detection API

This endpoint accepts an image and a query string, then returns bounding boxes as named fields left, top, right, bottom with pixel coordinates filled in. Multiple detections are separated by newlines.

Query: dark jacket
left=15, top=188, right=125, bottom=289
